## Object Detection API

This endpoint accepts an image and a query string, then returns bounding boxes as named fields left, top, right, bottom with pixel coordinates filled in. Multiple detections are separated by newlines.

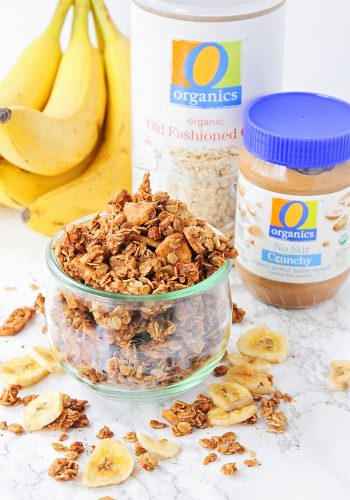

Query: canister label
left=235, top=173, right=350, bottom=283
left=170, top=40, right=242, bottom=108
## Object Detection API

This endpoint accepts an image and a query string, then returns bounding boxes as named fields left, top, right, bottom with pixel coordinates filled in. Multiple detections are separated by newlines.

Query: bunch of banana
left=0, top=0, right=131, bottom=235
left=206, top=325, right=290, bottom=426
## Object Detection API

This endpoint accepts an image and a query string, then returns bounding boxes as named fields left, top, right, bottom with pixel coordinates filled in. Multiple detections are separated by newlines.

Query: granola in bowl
left=46, top=175, right=236, bottom=401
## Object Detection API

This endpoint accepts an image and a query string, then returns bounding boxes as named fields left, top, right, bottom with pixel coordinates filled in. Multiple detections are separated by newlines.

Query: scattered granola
left=51, top=442, right=69, bottom=452
left=138, top=451, right=159, bottom=471
left=65, top=451, right=79, bottom=461
left=0, top=306, right=36, bottom=336
left=161, top=394, right=214, bottom=437
left=261, top=391, right=288, bottom=433
left=199, top=437, right=218, bottom=450
left=244, top=458, right=259, bottom=467
left=34, top=293, right=45, bottom=315
left=219, top=432, right=236, bottom=443
left=203, top=452, right=217, bottom=465
left=123, top=431, right=137, bottom=443
left=47, top=394, right=89, bottom=431
left=243, top=414, right=258, bottom=426
left=0, top=421, right=7, bottom=430
left=58, top=433, right=69, bottom=442
left=231, top=303, right=245, bottom=324
left=249, top=450, right=256, bottom=458
left=134, top=442, right=147, bottom=456
left=7, top=423, right=24, bottom=435
left=213, top=365, right=229, bottom=377
left=217, top=441, right=246, bottom=455
left=48, top=458, right=78, bottom=481
left=50, top=175, right=236, bottom=391
left=30, top=284, right=39, bottom=291
left=220, top=462, right=237, bottom=476
left=69, top=441, right=85, bottom=454
left=21, top=394, right=38, bottom=406
left=96, top=425, right=114, bottom=439
left=98, top=497, right=115, bottom=500
left=149, top=420, right=168, bottom=429
left=0, top=384, right=21, bottom=406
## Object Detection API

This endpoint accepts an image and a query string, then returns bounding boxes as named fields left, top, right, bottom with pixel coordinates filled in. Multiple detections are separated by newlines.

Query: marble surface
left=0, top=206, right=349, bottom=500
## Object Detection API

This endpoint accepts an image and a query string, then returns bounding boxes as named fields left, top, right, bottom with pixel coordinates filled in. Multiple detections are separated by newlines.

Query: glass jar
left=235, top=92, right=350, bottom=308
left=46, top=218, right=232, bottom=402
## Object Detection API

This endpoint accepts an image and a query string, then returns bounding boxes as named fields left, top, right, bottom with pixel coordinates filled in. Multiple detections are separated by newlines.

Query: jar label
left=235, top=173, right=350, bottom=284
left=131, top=3, right=285, bottom=233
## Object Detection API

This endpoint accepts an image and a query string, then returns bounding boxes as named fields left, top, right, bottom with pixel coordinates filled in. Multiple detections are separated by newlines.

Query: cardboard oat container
left=131, top=0, right=286, bottom=235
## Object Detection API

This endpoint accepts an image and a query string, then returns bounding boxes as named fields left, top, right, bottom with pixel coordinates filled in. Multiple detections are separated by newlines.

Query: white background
left=0, top=0, right=350, bottom=101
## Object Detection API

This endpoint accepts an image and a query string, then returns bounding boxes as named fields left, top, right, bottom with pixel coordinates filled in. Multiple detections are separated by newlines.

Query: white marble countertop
left=0, top=205, right=349, bottom=500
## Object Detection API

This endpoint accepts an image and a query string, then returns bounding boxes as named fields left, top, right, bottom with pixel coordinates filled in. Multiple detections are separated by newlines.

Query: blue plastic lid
left=243, top=92, right=350, bottom=169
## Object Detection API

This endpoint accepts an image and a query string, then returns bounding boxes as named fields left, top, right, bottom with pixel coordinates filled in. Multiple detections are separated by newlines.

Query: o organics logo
left=170, top=40, right=242, bottom=108
left=269, top=198, right=318, bottom=241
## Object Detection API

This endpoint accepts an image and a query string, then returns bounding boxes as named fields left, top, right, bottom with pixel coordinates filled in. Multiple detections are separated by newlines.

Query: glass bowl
left=46, top=216, right=233, bottom=402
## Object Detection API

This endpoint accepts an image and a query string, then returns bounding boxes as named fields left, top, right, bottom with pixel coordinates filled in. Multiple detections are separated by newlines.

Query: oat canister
left=131, top=0, right=286, bottom=237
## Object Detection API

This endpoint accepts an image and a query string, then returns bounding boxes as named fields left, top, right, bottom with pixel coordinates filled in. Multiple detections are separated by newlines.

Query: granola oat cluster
left=48, top=458, right=79, bottom=481
left=0, top=384, right=21, bottom=407
left=46, top=394, right=89, bottom=431
left=50, top=175, right=236, bottom=390
left=55, top=174, right=237, bottom=294
left=161, top=394, right=214, bottom=436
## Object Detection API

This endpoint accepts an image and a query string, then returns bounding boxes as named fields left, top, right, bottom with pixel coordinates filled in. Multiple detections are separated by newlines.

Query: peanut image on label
left=333, top=214, right=348, bottom=231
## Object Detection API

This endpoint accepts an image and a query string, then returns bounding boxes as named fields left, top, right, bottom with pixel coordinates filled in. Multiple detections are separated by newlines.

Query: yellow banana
left=23, top=0, right=131, bottom=235
left=0, top=0, right=106, bottom=176
left=0, top=0, right=72, bottom=109
left=0, top=138, right=100, bottom=209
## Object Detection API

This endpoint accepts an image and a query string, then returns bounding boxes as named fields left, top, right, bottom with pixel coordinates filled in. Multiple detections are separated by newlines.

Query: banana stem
left=45, top=0, right=74, bottom=41
left=71, top=0, right=91, bottom=43
left=91, top=0, right=121, bottom=43
left=92, top=7, right=104, bottom=52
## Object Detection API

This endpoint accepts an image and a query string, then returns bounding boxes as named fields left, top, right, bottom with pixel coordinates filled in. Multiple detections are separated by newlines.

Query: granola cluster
left=261, top=391, right=289, bottom=433
left=55, top=174, right=237, bottom=294
left=0, top=384, right=21, bottom=406
left=199, top=431, right=245, bottom=456
left=96, top=425, right=114, bottom=439
left=161, top=394, right=214, bottom=436
left=0, top=306, right=36, bottom=337
left=46, top=394, right=89, bottom=431
left=49, top=176, right=235, bottom=390
left=138, top=451, right=159, bottom=471
left=231, top=303, right=246, bottom=324
left=48, top=458, right=79, bottom=481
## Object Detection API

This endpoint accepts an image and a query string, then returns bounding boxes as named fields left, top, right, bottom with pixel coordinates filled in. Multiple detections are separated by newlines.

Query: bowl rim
left=46, top=214, right=233, bottom=303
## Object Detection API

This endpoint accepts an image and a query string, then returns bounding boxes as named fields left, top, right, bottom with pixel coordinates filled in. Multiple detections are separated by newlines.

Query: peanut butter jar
left=234, top=92, right=350, bottom=308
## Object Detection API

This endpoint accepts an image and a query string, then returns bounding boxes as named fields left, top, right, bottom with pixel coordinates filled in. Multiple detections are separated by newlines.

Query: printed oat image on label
left=170, top=40, right=242, bottom=108
left=269, top=198, right=318, bottom=241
